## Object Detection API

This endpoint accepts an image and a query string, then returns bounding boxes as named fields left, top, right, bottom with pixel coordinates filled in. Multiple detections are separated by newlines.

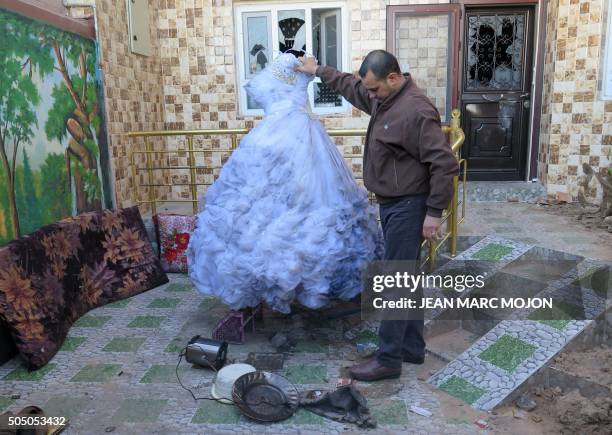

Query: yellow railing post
left=144, top=137, right=156, bottom=216
left=450, top=109, right=461, bottom=147
left=450, top=175, right=459, bottom=257
left=450, top=109, right=462, bottom=257
left=130, top=148, right=140, bottom=211
left=428, top=240, right=437, bottom=272
left=187, top=135, right=198, bottom=214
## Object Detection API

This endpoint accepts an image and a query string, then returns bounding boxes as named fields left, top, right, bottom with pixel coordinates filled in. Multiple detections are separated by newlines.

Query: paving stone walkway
left=0, top=273, right=479, bottom=434
left=427, top=236, right=610, bottom=410
left=459, top=202, right=612, bottom=262
left=2, top=202, right=610, bottom=433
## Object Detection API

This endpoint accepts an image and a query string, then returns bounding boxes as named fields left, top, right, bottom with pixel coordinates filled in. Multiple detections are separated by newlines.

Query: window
left=235, top=2, right=349, bottom=116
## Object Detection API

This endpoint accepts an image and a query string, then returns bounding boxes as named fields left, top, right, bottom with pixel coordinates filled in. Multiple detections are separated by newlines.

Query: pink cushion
left=154, top=214, right=196, bottom=273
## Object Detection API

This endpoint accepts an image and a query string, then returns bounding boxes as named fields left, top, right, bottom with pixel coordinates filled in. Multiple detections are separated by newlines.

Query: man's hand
left=422, top=215, right=443, bottom=241
left=296, top=56, right=318, bottom=75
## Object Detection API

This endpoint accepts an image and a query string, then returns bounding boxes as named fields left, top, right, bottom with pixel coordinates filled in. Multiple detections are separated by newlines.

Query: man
left=297, top=50, right=459, bottom=381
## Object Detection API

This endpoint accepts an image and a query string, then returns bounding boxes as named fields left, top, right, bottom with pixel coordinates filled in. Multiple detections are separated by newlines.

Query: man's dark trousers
left=376, top=194, right=428, bottom=369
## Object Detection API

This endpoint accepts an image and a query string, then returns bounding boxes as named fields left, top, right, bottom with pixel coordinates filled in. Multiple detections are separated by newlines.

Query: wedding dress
left=187, top=53, right=383, bottom=313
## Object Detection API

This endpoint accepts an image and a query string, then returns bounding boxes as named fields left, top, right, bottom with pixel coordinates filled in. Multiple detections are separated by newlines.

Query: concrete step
left=426, top=327, right=482, bottom=363
left=460, top=181, right=546, bottom=203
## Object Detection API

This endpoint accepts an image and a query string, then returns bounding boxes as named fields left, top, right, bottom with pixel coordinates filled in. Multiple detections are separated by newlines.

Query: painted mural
left=0, top=8, right=112, bottom=245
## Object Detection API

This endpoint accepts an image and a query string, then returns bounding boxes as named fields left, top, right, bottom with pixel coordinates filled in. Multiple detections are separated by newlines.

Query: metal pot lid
left=232, top=371, right=299, bottom=422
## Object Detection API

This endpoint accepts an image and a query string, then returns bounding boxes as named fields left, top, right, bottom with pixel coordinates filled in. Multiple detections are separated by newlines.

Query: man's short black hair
left=358, top=50, right=401, bottom=80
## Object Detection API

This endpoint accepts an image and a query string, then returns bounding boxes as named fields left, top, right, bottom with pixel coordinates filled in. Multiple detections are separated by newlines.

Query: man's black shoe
left=402, top=353, right=425, bottom=364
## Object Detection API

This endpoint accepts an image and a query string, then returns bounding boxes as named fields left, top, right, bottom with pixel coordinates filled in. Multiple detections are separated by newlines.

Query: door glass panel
left=278, top=10, right=306, bottom=54
left=395, top=13, right=453, bottom=122
left=465, top=13, right=526, bottom=91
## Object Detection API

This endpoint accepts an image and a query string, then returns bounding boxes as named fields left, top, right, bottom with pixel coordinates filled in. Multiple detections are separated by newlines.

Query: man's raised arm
left=297, top=57, right=372, bottom=114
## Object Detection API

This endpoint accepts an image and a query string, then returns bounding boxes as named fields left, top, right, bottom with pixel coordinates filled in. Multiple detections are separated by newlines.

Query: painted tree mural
left=43, top=28, right=104, bottom=212
left=0, top=8, right=111, bottom=244
left=0, top=16, right=45, bottom=239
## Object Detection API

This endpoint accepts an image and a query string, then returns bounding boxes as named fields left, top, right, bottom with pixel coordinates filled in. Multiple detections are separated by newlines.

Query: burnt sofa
left=0, top=206, right=168, bottom=369
left=0, top=319, right=16, bottom=364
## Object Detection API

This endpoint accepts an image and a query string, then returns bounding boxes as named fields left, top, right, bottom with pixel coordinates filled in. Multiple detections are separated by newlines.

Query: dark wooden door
left=461, top=6, right=535, bottom=180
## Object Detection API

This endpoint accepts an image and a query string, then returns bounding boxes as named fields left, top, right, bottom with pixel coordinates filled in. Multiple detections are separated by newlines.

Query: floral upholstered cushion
left=0, top=206, right=168, bottom=369
left=154, top=214, right=196, bottom=273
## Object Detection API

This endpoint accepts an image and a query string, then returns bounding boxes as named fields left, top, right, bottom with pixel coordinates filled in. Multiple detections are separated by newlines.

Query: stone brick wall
left=395, top=13, right=451, bottom=121
left=154, top=0, right=449, bottom=201
left=96, top=0, right=167, bottom=208
left=539, top=0, right=559, bottom=188
left=157, top=0, right=238, bottom=202
left=68, top=0, right=612, bottom=207
left=539, top=0, right=612, bottom=201
left=153, top=0, right=611, bottom=204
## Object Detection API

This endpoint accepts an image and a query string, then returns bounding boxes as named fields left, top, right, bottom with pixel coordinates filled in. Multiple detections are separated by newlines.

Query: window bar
left=305, top=7, right=314, bottom=108
left=271, top=8, right=279, bottom=56
left=474, top=15, right=481, bottom=89
left=512, top=13, right=518, bottom=89
left=492, top=14, right=498, bottom=89
left=305, top=7, right=313, bottom=54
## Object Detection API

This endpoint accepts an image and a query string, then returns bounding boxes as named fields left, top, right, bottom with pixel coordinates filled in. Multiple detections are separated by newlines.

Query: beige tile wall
left=72, top=0, right=611, bottom=207
left=538, top=0, right=558, bottom=188
left=157, top=0, right=240, bottom=202
left=395, top=14, right=450, bottom=121
left=155, top=0, right=449, bottom=202
left=539, top=0, right=611, bottom=201
left=97, top=0, right=170, bottom=209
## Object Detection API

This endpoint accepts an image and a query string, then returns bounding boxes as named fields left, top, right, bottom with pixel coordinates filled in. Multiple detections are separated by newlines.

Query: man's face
left=362, top=70, right=397, bottom=100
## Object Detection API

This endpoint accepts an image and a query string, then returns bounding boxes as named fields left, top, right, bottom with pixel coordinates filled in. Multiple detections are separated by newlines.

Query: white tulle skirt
left=186, top=105, right=383, bottom=313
